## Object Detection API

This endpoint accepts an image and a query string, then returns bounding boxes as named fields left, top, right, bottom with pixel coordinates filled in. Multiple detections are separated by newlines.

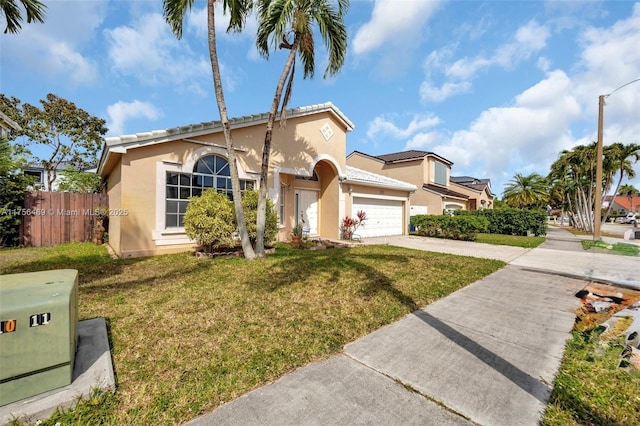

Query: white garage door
left=352, top=197, right=404, bottom=238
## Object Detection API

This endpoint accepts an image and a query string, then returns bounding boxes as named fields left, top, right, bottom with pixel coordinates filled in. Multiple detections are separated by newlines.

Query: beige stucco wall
left=347, top=153, right=450, bottom=216
left=103, top=112, right=348, bottom=257
left=451, top=183, right=494, bottom=210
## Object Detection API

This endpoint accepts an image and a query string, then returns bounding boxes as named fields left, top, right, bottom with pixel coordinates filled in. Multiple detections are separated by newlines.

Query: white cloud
left=351, top=0, right=444, bottom=78
left=421, top=20, right=550, bottom=103
left=367, top=114, right=440, bottom=140
left=493, top=20, right=550, bottom=68
left=105, top=13, right=211, bottom=94
left=1, top=1, right=106, bottom=85
left=107, top=100, right=162, bottom=136
left=352, top=0, right=444, bottom=55
left=419, top=81, right=472, bottom=103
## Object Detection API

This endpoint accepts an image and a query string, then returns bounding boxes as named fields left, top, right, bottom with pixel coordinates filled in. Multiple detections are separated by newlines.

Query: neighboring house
left=347, top=150, right=473, bottom=216
left=608, top=195, right=640, bottom=215
left=450, top=176, right=495, bottom=210
left=97, top=102, right=416, bottom=258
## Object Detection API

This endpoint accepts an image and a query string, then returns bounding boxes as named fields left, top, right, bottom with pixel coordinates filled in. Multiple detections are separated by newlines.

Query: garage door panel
left=352, top=197, right=403, bottom=238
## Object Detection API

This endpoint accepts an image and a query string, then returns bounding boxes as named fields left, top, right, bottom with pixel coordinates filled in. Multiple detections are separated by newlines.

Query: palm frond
left=163, top=0, right=195, bottom=39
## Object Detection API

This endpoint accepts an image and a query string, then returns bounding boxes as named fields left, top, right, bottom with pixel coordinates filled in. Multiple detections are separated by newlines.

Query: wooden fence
left=20, top=191, right=108, bottom=247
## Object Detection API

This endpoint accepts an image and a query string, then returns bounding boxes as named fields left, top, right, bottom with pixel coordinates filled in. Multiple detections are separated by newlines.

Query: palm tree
left=619, top=184, right=639, bottom=216
left=502, top=173, right=549, bottom=209
left=163, top=0, right=256, bottom=260
left=1, top=0, right=46, bottom=34
left=601, top=142, right=639, bottom=224
left=252, top=0, right=349, bottom=257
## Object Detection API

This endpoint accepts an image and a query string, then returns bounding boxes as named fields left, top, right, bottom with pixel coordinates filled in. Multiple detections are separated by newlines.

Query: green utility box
left=0, top=269, right=78, bottom=406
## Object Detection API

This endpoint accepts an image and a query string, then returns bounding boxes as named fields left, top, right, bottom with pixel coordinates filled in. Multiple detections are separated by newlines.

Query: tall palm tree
left=252, top=0, right=349, bottom=257
left=601, top=142, right=639, bottom=224
left=1, top=0, right=45, bottom=34
left=163, top=0, right=256, bottom=260
left=502, top=173, right=548, bottom=209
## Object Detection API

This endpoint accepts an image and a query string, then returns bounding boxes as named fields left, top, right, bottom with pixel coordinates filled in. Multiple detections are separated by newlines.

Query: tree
left=0, top=137, right=35, bottom=246
left=163, top=0, right=257, bottom=260
left=601, top=143, right=639, bottom=224
left=0, top=93, right=107, bottom=191
left=1, top=0, right=46, bottom=34
left=56, top=166, right=104, bottom=193
left=502, top=173, right=548, bottom=209
left=619, top=184, right=638, bottom=215
left=253, top=0, right=349, bottom=257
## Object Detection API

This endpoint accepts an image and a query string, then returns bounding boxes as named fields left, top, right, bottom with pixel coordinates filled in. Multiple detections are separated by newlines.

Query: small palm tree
left=253, top=0, right=349, bottom=256
left=1, top=0, right=46, bottom=34
left=619, top=184, right=638, bottom=215
left=164, top=0, right=256, bottom=260
left=502, top=173, right=548, bottom=209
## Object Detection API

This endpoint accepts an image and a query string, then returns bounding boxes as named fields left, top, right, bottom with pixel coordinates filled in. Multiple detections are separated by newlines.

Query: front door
left=295, top=190, right=319, bottom=235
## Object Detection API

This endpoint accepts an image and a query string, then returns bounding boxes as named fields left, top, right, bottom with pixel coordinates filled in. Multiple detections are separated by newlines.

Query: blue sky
left=2, top=0, right=639, bottom=196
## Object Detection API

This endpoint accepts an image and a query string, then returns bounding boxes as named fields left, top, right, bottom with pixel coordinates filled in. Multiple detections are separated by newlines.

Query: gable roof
left=98, top=102, right=354, bottom=175
left=451, top=175, right=495, bottom=196
left=345, top=166, right=416, bottom=192
left=611, top=195, right=640, bottom=211
left=422, top=184, right=469, bottom=200
left=349, top=150, right=453, bottom=166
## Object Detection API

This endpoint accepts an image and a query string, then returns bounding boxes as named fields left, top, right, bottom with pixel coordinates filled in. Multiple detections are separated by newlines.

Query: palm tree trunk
left=255, top=36, right=300, bottom=258
left=602, top=169, right=624, bottom=225
left=207, top=0, right=255, bottom=260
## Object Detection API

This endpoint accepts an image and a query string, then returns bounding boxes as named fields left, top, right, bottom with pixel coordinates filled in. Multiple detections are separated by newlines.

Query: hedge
left=465, top=208, right=547, bottom=236
left=411, top=214, right=489, bottom=241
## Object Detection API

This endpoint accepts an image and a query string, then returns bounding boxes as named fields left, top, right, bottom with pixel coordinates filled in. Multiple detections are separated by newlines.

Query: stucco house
left=347, top=150, right=482, bottom=216
left=97, top=102, right=416, bottom=257
left=450, top=176, right=495, bottom=210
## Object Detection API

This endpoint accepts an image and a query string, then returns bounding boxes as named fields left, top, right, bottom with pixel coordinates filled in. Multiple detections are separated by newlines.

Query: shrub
left=474, top=208, right=546, bottom=236
left=183, top=189, right=236, bottom=252
left=0, top=137, right=35, bottom=247
left=412, top=214, right=488, bottom=241
left=241, top=190, right=279, bottom=245
left=340, top=210, right=367, bottom=240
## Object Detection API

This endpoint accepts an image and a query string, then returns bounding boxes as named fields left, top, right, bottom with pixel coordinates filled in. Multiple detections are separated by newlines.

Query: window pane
left=434, top=162, right=447, bottom=186
left=166, top=200, right=178, bottom=214
left=166, top=214, right=178, bottom=227
left=215, top=156, right=230, bottom=175
left=167, top=172, right=178, bottom=185
left=203, top=176, right=214, bottom=188
left=166, top=186, right=178, bottom=199
left=179, top=173, right=191, bottom=186
left=180, top=187, right=191, bottom=199
left=192, top=188, right=202, bottom=197
left=178, top=200, right=189, bottom=213
left=192, top=174, right=203, bottom=187
left=217, top=177, right=229, bottom=190
left=178, top=215, right=185, bottom=227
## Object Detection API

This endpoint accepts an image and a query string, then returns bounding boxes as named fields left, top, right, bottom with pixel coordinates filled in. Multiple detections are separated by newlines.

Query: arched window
left=165, top=155, right=254, bottom=228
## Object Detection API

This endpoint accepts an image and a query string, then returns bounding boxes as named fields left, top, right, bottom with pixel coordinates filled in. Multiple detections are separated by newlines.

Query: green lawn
left=1, top=242, right=504, bottom=425
left=475, top=233, right=546, bottom=248
left=542, top=322, right=640, bottom=425
left=580, top=240, right=640, bottom=256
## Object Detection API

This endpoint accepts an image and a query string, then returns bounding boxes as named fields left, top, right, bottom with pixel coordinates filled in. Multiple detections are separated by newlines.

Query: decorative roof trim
left=98, top=102, right=353, bottom=175
left=344, top=166, right=417, bottom=192
left=422, top=184, right=469, bottom=200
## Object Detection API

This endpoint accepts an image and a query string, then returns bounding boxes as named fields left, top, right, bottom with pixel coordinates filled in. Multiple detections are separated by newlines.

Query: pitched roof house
left=347, top=150, right=491, bottom=215
left=450, top=176, right=496, bottom=210
left=98, top=103, right=416, bottom=257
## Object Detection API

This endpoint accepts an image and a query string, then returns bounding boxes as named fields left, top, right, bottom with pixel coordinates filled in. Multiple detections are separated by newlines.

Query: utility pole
left=593, top=78, right=640, bottom=241
left=593, top=95, right=604, bottom=241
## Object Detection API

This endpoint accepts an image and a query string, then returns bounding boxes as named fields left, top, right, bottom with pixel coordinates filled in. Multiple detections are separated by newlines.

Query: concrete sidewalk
left=186, top=227, right=635, bottom=426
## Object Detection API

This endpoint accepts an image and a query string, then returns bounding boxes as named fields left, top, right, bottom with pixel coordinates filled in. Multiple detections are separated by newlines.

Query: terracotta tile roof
left=612, top=195, right=640, bottom=211
left=423, top=184, right=469, bottom=199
